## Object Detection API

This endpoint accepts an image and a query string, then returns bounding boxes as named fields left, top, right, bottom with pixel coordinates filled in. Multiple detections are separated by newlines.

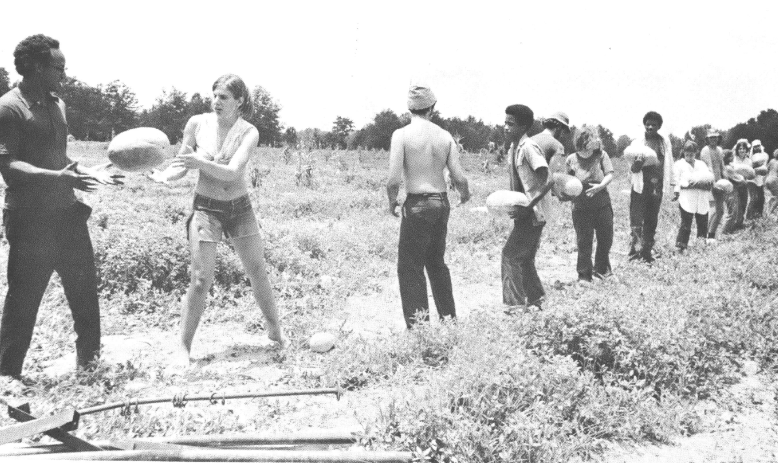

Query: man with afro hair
left=0, top=34, right=123, bottom=380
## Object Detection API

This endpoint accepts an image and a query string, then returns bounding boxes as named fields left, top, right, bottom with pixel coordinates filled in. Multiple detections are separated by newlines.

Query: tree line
left=0, top=68, right=775, bottom=157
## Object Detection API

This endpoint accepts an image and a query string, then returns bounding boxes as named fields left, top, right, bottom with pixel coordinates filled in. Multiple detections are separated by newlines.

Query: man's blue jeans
left=397, top=193, right=455, bottom=328
left=0, top=202, right=100, bottom=377
left=501, top=218, right=545, bottom=307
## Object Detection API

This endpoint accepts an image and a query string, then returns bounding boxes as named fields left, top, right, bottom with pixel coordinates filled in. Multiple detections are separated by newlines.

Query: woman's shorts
left=186, top=194, right=260, bottom=243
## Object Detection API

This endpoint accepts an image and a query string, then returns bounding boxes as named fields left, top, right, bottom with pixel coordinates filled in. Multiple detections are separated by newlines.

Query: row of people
left=387, top=89, right=777, bottom=328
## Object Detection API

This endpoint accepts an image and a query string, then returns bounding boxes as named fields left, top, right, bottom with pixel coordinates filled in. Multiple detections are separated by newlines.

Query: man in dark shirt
left=0, top=34, right=122, bottom=379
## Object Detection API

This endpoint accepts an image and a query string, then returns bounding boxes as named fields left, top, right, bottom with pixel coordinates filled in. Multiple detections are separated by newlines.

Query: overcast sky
left=1, top=0, right=775, bottom=138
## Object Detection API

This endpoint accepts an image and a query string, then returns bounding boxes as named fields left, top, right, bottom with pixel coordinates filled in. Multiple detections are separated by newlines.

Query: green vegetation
left=0, top=144, right=776, bottom=462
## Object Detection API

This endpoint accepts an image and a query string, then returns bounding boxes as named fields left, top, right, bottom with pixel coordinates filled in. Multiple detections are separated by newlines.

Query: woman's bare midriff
left=194, top=169, right=249, bottom=200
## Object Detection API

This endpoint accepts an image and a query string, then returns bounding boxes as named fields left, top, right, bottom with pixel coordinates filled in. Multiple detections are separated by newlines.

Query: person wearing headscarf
left=565, top=126, right=614, bottom=282
left=672, top=141, right=712, bottom=251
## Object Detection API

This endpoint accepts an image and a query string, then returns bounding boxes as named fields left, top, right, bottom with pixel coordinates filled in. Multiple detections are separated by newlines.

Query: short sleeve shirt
left=566, top=151, right=614, bottom=185
left=566, top=151, right=614, bottom=210
left=0, top=87, right=75, bottom=209
left=511, top=135, right=551, bottom=223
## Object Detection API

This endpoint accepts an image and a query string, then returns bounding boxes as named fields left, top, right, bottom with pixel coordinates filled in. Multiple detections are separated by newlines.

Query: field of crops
left=1, top=141, right=777, bottom=461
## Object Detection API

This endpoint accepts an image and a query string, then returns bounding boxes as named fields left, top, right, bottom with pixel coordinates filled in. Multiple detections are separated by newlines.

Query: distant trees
left=0, top=68, right=10, bottom=97
left=331, top=116, right=354, bottom=149
left=246, top=86, right=282, bottom=146
left=58, top=77, right=109, bottom=141
left=138, top=87, right=190, bottom=144
left=724, top=109, right=778, bottom=154
left=101, top=80, right=138, bottom=137
left=350, top=109, right=404, bottom=151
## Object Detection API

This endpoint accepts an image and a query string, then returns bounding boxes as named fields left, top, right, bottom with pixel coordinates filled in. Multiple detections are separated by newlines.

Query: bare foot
left=266, top=331, right=288, bottom=349
left=172, top=343, right=192, bottom=367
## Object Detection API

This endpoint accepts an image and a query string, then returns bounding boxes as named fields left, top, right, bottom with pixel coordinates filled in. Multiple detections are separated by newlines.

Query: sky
left=1, top=0, right=776, bottom=139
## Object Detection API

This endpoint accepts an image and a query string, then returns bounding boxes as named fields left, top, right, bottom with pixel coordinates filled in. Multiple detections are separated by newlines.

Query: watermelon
left=625, top=145, right=659, bottom=167
left=688, top=170, right=714, bottom=189
left=733, top=164, right=756, bottom=180
left=108, top=127, right=171, bottom=172
left=752, top=152, right=769, bottom=168
left=713, top=178, right=734, bottom=194
left=551, top=173, right=583, bottom=198
left=486, top=190, right=530, bottom=217
left=309, top=332, right=336, bottom=353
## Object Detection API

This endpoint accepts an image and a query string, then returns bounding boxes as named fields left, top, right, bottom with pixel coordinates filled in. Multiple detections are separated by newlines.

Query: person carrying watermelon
left=386, top=84, right=470, bottom=329
left=700, top=129, right=727, bottom=243
left=748, top=139, right=769, bottom=219
left=624, top=111, right=673, bottom=263
left=0, top=35, right=123, bottom=379
left=501, top=104, right=554, bottom=313
left=730, top=139, right=753, bottom=231
left=672, top=141, right=712, bottom=252
left=566, top=126, right=615, bottom=282
left=149, top=74, right=286, bottom=364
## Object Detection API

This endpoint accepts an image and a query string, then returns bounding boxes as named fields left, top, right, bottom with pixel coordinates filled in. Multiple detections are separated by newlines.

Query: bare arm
left=526, top=167, right=552, bottom=209
left=149, top=118, right=197, bottom=183
left=180, top=127, right=258, bottom=182
left=0, top=114, right=100, bottom=191
left=446, top=138, right=470, bottom=204
left=386, top=129, right=404, bottom=216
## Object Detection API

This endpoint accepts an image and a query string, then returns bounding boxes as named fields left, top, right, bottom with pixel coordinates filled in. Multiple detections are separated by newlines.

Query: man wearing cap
left=624, top=111, right=673, bottom=263
left=502, top=104, right=553, bottom=312
left=0, top=35, right=123, bottom=379
left=532, top=112, right=570, bottom=175
left=700, top=129, right=726, bottom=242
left=386, top=85, right=470, bottom=329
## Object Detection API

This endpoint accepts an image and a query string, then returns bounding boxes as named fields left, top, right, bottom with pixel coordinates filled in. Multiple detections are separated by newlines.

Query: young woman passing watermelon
left=149, top=74, right=286, bottom=365
left=565, top=126, right=615, bottom=283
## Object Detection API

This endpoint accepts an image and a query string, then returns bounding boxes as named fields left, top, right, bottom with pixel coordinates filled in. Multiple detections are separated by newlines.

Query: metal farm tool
left=0, top=387, right=341, bottom=454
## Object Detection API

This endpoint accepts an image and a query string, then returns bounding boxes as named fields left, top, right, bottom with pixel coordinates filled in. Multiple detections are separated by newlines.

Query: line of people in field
left=1, top=33, right=775, bottom=383
left=387, top=86, right=778, bottom=328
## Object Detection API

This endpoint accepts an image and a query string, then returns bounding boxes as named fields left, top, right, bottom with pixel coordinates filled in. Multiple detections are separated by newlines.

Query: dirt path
left=598, top=365, right=778, bottom=462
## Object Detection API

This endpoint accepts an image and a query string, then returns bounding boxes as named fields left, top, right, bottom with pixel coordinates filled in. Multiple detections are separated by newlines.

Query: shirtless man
left=386, top=84, right=470, bottom=329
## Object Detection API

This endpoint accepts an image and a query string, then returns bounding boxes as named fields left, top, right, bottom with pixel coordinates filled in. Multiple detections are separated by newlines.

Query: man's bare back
left=395, top=118, right=452, bottom=193
left=388, top=118, right=469, bottom=198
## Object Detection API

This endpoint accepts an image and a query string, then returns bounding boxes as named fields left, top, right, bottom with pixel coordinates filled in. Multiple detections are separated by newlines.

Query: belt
left=193, top=194, right=251, bottom=213
left=406, top=192, right=447, bottom=199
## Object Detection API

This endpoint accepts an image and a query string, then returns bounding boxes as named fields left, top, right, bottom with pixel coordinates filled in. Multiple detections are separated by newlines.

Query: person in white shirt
left=672, top=141, right=712, bottom=252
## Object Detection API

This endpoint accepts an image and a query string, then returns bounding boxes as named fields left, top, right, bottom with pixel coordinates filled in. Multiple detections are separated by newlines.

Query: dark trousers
left=0, top=203, right=100, bottom=376
left=735, top=183, right=748, bottom=228
left=397, top=194, right=455, bottom=328
left=502, top=218, right=545, bottom=307
left=676, top=206, right=708, bottom=249
left=722, top=189, right=742, bottom=234
left=746, top=183, right=764, bottom=220
left=572, top=205, right=613, bottom=281
left=629, top=190, right=662, bottom=261
left=707, top=189, right=725, bottom=238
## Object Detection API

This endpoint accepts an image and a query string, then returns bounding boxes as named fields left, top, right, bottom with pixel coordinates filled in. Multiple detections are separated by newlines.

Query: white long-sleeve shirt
left=673, top=158, right=711, bottom=214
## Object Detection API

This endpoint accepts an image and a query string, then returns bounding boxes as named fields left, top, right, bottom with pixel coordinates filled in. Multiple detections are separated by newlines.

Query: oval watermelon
left=108, top=127, right=171, bottom=172
left=552, top=173, right=583, bottom=198
left=713, top=178, right=734, bottom=194
left=688, top=170, right=714, bottom=189
left=486, top=190, right=530, bottom=217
